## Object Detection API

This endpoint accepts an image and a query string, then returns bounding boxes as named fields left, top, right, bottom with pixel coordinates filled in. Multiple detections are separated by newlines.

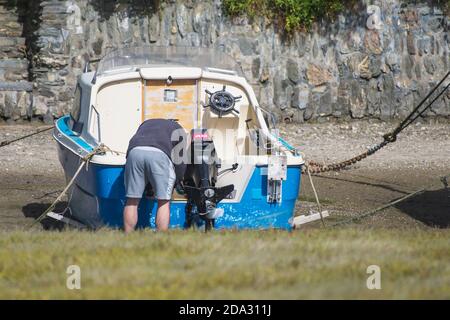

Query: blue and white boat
left=53, top=46, right=304, bottom=230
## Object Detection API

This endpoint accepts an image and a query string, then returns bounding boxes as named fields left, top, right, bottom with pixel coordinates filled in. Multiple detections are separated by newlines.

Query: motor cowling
left=185, top=129, right=218, bottom=188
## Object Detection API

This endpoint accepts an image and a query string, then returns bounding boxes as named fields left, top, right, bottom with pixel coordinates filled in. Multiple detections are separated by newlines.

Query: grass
left=0, top=228, right=449, bottom=299
left=222, top=0, right=350, bottom=32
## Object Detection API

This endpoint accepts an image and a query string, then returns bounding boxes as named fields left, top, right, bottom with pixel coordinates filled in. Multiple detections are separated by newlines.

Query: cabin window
left=70, top=85, right=82, bottom=122
left=164, top=89, right=177, bottom=102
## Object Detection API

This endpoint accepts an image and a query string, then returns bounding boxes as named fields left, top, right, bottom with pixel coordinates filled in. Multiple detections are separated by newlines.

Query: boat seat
left=201, top=106, right=254, bottom=162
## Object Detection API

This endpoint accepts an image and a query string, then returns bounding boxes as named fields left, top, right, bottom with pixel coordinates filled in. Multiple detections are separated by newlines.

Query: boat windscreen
left=96, top=46, right=244, bottom=76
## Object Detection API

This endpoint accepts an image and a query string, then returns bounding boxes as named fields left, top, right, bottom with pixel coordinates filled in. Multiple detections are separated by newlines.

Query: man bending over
left=123, top=119, right=186, bottom=232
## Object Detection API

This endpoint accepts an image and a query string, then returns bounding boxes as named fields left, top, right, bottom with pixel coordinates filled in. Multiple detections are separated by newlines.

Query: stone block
left=306, top=64, right=332, bottom=87
left=292, top=84, right=309, bottom=109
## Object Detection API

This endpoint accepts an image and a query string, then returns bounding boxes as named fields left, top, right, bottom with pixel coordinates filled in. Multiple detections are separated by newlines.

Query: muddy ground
left=0, top=119, right=449, bottom=231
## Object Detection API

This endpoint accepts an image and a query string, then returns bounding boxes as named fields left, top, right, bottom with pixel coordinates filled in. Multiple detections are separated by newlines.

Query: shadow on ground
left=395, top=188, right=450, bottom=228
left=22, top=202, right=68, bottom=230
left=314, top=173, right=410, bottom=195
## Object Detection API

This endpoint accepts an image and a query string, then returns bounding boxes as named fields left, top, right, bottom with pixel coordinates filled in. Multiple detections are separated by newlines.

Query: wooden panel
left=143, top=79, right=197, bottom=131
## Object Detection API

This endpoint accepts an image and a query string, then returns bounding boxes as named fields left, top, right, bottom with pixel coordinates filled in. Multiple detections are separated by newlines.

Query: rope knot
left=383, top=132, right=397, bottom=143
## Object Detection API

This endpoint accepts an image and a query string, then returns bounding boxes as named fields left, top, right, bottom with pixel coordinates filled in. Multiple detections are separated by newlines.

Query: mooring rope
left=305, top=163, right=326, bottom=228
left=27, top=143, right=121, bottom=229
left=0, top=125, right=54, bottom=148
left=330, top=173, right=450, bottom=227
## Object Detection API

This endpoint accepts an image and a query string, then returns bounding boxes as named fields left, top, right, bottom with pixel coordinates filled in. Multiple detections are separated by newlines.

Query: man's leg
left=123, top=198, right=140, bottom=233
left=156, top=199, right=170, bottom=231
left=146, top=148, right=175, bottom=231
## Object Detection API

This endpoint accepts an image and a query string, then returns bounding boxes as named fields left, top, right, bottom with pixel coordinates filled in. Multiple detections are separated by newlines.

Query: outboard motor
left=183, top=129, right=234, bottom=232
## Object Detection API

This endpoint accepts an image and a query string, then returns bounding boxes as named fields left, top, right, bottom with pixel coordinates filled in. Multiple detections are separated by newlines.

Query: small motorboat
left=53, top=46, right=304, bottom=230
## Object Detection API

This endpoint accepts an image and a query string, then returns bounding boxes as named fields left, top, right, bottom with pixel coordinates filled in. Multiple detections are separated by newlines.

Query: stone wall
left=0, top=0, right=33, bottom=122
left=1, top=0, right=449, bottom=123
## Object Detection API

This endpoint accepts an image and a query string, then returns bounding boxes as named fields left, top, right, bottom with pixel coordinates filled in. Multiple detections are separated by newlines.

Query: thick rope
left=28, top=144, right=116, bottom=229
left=331, top=188, right=425, bottom=227
left=0, top=126, right=54, bottom=148
left=387, top=70, right=450, bottom=140
left=331, top=173, right=450, bottom=227
left=305, top=163, right=326, bottom=227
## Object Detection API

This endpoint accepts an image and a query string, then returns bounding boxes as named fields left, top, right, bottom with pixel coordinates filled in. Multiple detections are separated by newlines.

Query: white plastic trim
left=139, top=67, right=202, bottom=80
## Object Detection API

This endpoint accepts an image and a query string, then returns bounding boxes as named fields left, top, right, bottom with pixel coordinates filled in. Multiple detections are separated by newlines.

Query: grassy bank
left=0, top=228, right=448, bottom=299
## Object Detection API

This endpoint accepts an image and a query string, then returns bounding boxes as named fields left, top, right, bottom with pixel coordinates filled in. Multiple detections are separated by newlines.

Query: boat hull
left=56, top=142, right=302, bottom=230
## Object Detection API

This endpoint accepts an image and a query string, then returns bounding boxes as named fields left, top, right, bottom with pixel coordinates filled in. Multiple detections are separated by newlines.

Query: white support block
left=293, top=210, right=329, bottom=227
left=46, top=212, right=87, bottom=229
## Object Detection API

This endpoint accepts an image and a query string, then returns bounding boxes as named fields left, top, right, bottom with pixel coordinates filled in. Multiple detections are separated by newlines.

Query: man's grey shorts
left=124, top=146, right=176, bottom=200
